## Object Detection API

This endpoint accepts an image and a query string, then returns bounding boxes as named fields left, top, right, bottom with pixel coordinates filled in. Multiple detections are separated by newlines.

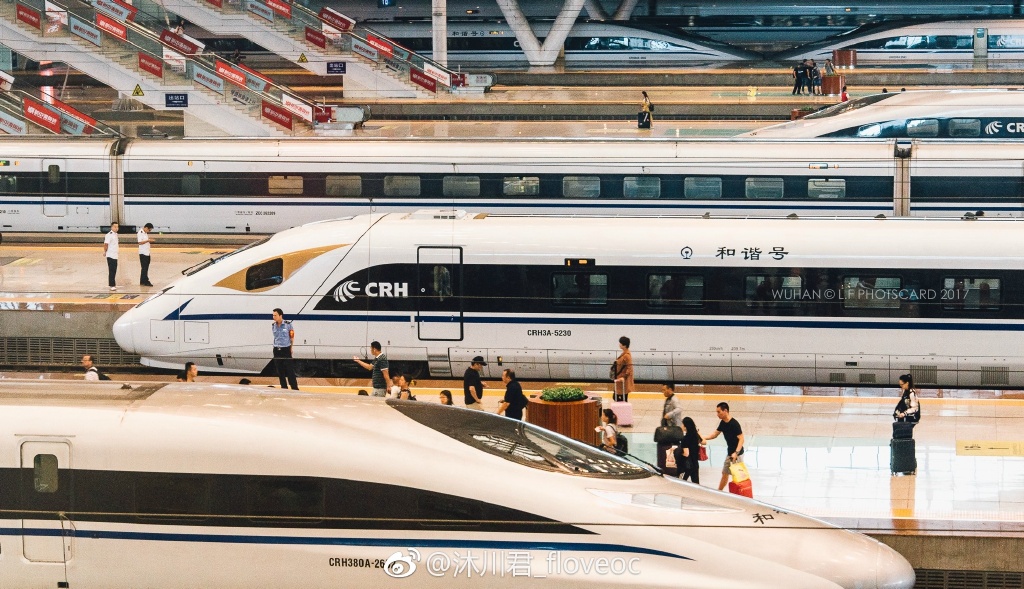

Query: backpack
left=614, top=426, right=629, bottom=455
left=89, top=367, right=111, bottom=381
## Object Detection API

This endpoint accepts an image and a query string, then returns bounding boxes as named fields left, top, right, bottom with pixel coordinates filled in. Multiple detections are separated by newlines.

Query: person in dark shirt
left=463, top=356, right=486, bottom=409
left=497, top=369, right=528, bottom=420
left=703, top=401, right=745, bottom=491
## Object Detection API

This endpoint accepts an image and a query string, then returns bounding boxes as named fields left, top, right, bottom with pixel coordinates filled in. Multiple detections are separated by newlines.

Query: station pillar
left=432, top=0, right=448, bottom=67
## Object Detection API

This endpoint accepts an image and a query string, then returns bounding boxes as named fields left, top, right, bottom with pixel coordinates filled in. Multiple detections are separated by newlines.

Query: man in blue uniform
left=271, top=308, right=299, bottom=390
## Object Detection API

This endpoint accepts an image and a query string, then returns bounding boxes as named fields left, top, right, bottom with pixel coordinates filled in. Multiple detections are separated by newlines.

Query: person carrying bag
left=892, top=373, right=920, bottom=439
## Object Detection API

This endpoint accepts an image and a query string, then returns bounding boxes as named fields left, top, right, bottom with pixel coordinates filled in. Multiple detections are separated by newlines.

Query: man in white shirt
left=137, top=222, right=154, bottom=287
left=82, top=354, right=99, bottom=380
left=104, top=222, right=119, bottom=291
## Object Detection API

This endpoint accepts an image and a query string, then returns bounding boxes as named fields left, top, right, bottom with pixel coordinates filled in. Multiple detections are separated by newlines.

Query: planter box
left=527, top=397, right=602, bottom=445
left=821, top=74, right=845, bottom=96
left=833, top=49, right=857, bottom=68
left=791, top=108, right=813, bottom=120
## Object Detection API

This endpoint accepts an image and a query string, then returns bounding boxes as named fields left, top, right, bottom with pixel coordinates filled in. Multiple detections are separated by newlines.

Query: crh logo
left=985, top=121, right=1003, bottom=135
left=332, top=280, right=409, bottom=303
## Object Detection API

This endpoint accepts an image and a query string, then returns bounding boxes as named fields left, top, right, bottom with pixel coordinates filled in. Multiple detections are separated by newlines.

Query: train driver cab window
left=842, top=276, right=901, bottom=310
left=684, top=177, right=722, bottom=199
left=246, top=478, right=325, bottom=521
left=384, top=175, right=421, bottom=197
left=745, top=178, right=784, bottom=199
left=0, top=175, right=16, bottom=194
left=563, top=176, right=601, bottom=198
left=34, top=454, right=58, bottom=493
left=906, top=119, right=939, bottom=138
left=245, top=258, right=284, bottom=290
left=808, top=179, right=846, bottom=199
left=624, top=176, right=661, bottom=199
left=326, top=175, right=362, bottom=197
left=269, top=175, right=303, bottom=195
left=443, top=176, right=481, bottom=197
left=182, top=173, right=201, bottom=196
left=648, top=274, right=704, bottom=307
left=942, top=278, right=1000, bottom=310
left=948, top=119, right=981, bottom=137
left=503, top=176, right=539, bottom=196
left=552, top=273, right=607, bottom=305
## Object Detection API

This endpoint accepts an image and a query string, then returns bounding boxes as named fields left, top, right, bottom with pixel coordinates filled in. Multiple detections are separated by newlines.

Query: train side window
left=746, top=275, right=802, bottom=310
left=245, top=258, right=284, bottom=290
left=624, top=176, right=661, bottom=199
left=135, top=473, right=210, bottom=518
left=648, top=274, right=703, bottom=307
left=269, top=175, right=303, bottom=195
left=182, top=174, right=201, bottom=196
left=33, top=454, right=58, bottom=493
left=246, top=478, right=325, bottom=521
left=842, top=276, right=901, bottom=310
left=0, top=175, right=16, bottom=193
left=942, top=278, right=1000, bottom=310
left=47, top=164, right=61, bottom=185
left=808, top=179, right=846, bottom=199
left=552, top=273, right=607, bottom=305
left=562, top=176, right=601, bottom=198
left=745, top=178, right=784, bottom=199
left=443, top=176, right=481, bottom=197
left=684, top=177, right=722, bottom=199
left=384, top=175, right=421, bottom=197
left=907, top=119, right=939, bottom=138
left=325, top=175, right=362, bottom=197
left=948, top=119, right=980, bottom=137
left=503, top=176, right=540, bottom=196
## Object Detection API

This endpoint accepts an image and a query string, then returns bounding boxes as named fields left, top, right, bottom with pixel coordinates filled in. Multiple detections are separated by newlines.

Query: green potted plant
left=539, top=385, right=588, bottom=402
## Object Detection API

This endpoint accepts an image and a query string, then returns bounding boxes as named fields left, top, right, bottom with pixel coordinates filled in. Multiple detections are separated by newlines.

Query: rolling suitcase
left=890, top=438, right=917, bottom=475
left=892, top=421, right=915, bottom=440
left=610, top=400, right=633, bottom=427
left=637, top=111, right=651, bottom=129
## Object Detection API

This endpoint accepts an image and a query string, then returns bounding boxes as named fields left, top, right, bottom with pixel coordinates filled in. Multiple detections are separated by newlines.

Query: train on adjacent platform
left=114, top=211, right=1024, bottom=388
left=2, top=133, right=1024, bottom=234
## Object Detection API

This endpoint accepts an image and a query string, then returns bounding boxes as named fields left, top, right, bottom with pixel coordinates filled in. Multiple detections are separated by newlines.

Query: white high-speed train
left=114, top=211, right=1024, bottom=387
left=4, top=134, right=1024, bottom=234
left=742, top=89, right=1024, bottom=139
left=0, top=380, right=914, bottom=589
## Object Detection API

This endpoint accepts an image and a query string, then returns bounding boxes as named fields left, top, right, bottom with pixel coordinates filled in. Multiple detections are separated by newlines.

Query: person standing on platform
left=840, top=86, right=849, bottom=102
left=612, top=336, right=634, bottom=402
left=497, top=369, right=528, bottom=420
left=183, top=361, right=198, bottom=382
left=137, top=223, right=154, bottom=287
left=353, top=341, right=389, bottom=397
left=104, top=222, right=119, bottom=291
left=439, top=390, right=454, bottom=406
left=271, top=308, right=299, bottom=390
left=703, top=402, right=745, bottom=491
left=463, top=356, right=486, bottom=409
left=82, top=354, right=104, bottom=380
left=638, top=91, right=653, bottom=129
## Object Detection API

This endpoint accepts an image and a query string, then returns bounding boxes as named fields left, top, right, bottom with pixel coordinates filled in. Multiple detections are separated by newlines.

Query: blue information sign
left=326, top=62, right=347, bottom=75
left=165, top=93, right=189, bottom=108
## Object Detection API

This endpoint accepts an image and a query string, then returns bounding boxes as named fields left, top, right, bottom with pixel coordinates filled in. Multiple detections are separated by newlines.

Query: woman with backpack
left=596, top=409, right=621, bottom=454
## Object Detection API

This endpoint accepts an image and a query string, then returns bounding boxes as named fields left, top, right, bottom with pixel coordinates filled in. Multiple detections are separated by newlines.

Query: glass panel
left=648, top=274, right=704, bottom=307
left=247, top=478, right=325, bottom=519
left=384, top=176, right=421, bottom=197
left=182, top=174, right=201, bottom=196
left=443, top=176, right=480, bottom=197
left=943, top=278, right=1000, bottom=310
left=562, top=176, right=601, bottom=198
left=136, top=474, right=210, bottom=516
left=326, top=175, right=362, bottom=197
left=268, top=176, right=303, bottom=195
left=907, top=119, right=939, bottom=138
left=48, top=164, right=60, bottom=185
left=245, top=258, right=284, bottom=290
left=684, top=177, right=722, bottom=199
left=0, top=175, right=16, bottom=193
left=745, top=178, right=784, bottom=199
left=552, top=273, right=607, bottom=305
left=624, top=176, right=661, bottom=199
left=33, top=454, right=58, bottom=493
left=948, top=119, right=980, bottom=138
left=503, top=176, right=539, bottom=196
left=746, top=275, right=803, bottom=309
left=808, top=179, right=846, bottom=199
left=842, top=276, right=902, bottom=309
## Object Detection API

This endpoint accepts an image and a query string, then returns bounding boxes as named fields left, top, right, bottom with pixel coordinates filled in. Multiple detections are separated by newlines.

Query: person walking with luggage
left=655, top=383, right=684, bottom=474
left=137, top=222, right=154, bottom=287
left=890, top=373, right=920, bottom=475
left=104, top=222, right=119, bottom=291
left=703, top=402, right=744, bottom=491
left=271, top=308, right=299, bottom=390
left=353, top=341, right=389, bottom=397
left=893, top=373, right=920, bottom=425
left=612, top=336, right=633, bottom=402
left=497, top=369, right=528, bottom=420
left=674, top=416, right=704, bottom=484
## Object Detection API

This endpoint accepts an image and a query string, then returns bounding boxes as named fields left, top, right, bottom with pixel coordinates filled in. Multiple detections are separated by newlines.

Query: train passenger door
left=41, top=159, right=68, bottom=218
left=417, top=247, right=463, bottom=341
left=20, top=440, right=74, bottom=569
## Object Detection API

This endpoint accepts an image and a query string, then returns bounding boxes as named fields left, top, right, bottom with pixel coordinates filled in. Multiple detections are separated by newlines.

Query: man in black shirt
left=497, top=369, right=528, bottom=420
left=463, top=356, right=486, bottom=410
left=703, top=401, right=745, bottom=491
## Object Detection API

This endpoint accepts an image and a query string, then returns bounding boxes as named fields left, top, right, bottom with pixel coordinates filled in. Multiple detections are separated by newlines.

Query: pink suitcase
left=610, top=400, right=633, bottom=427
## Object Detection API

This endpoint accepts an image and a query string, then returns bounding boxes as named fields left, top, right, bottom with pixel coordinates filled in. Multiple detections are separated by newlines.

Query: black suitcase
left=890, top=438, right=917, bottom=475
left=637, top=111, right=651, bottom=129
left=892, top=421, right=915, bottom=439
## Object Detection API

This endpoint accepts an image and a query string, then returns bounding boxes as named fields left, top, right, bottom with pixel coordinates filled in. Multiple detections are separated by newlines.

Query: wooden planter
left=526, top=397, right=602, bottom=446
left=821, top=75, right=845, bottom=96
left=832, top=49, right=857, bottom=68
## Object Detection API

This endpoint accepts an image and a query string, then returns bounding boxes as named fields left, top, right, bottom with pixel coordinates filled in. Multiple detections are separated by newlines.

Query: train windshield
left=182, top=237, right=270, bottom=276
left=803, top=93, right=897, bottom=120
left=390, top=400, right=652, bottom=479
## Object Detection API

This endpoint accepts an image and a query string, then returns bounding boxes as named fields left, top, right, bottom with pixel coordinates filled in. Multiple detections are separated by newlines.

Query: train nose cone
left=876, top=543, right=915, bottom=589
left=112, top=312, right=136, bottom=353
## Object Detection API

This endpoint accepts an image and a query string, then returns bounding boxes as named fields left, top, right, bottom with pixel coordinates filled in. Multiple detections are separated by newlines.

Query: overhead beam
left=495, top=0, right=586, bottom=66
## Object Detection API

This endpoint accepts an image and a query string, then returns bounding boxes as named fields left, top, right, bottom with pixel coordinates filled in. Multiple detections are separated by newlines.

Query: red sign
left=366, top=34, right=394, bottom=59
left=22, top=98, right=62, bottom=134
left=96, top=13, right=127, bottom=41
left=51, top=97, right=98, bottom=135
left=318, top=6, right=354, bottom=32
left=215, top=60, right=247, bottom=87
left=16, top=3, right=41, bottom=29
left=238, top=62, right=273, bottom=84
left=265, top=0, right=291, bottom=18
left=138, top=52, right=163, bottom=78
left=160, top=29, right=200, bottom=55
left=410, top=68, right=437, bottom=93
left=204, top=0, right=223, bottom=7
left=261, top=100, right=292, bottom=130
left=305, top=26, right=326, bottom=48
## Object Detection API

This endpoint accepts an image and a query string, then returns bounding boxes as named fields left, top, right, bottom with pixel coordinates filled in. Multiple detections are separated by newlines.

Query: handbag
left=698, top=445, right=708, bottom=462
left=665, top=446, right=677, bottom=469
left=729, top=462, right=751, bottom=483
left=653, top=425, right=685, bottom=444
left=609, top=361, right=619, bottom=380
